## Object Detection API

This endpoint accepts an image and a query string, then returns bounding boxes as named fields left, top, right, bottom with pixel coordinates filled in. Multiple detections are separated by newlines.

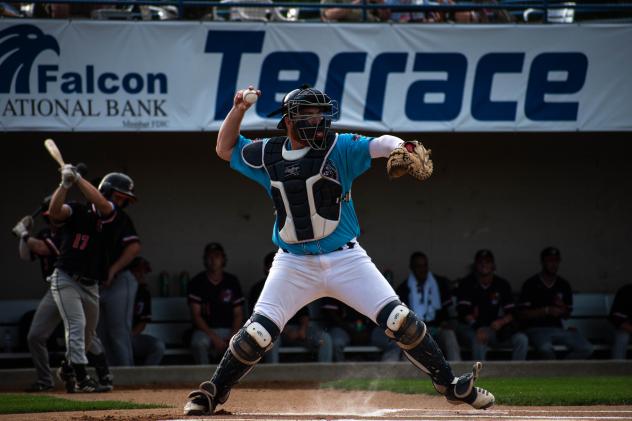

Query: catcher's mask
left=267, top=87, right=339, bottom=150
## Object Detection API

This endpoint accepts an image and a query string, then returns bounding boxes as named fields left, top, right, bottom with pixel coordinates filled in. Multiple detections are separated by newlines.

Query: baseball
left=243, top=89, right=258, bottom=105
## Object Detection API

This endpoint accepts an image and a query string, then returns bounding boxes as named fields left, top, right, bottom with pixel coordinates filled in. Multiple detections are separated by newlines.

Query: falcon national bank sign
left=0, top=23, right=169, bottom=130
left=1, top=20, right=631, bottom=132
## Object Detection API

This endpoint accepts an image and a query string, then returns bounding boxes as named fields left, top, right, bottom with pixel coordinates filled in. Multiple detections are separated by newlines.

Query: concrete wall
left=1, top=132, right=630, bottom=300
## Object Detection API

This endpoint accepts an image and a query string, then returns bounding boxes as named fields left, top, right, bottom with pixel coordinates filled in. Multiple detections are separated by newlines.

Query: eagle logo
left=0, top=24, right=60, bottom=94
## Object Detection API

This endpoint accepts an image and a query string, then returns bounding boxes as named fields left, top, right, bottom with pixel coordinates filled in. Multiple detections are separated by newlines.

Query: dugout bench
left=146, top=298, right=382, bottom=363
left=0, top=293, right=628, bottom=366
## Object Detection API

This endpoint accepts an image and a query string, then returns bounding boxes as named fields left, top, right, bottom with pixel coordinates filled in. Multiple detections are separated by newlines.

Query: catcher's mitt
left=386, top=140, right=433, bottom=181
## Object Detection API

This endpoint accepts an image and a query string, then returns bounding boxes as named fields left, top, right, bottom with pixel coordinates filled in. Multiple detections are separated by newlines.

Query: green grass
left=0, top=394, right=169, bottom=414
left=322, top=376, right=632, bottom=406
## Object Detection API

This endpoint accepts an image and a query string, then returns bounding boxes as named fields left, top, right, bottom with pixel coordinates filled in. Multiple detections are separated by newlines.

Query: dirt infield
left=2, top=384, right=632, bottom=421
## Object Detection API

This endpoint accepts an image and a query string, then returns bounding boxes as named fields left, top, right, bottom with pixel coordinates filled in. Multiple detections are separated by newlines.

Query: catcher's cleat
left=445, top=362, right=495, bottom=410
left=184, top=381, right=229, bottom=416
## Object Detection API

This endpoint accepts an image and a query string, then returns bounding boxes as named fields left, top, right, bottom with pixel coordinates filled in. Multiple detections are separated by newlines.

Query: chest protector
left=241, top=135, right=343, bottom=244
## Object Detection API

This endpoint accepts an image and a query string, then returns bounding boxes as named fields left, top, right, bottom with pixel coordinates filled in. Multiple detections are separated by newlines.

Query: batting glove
left=60, top=164, right=81, bottom=189
left=12, top=215, right=33, bottom=238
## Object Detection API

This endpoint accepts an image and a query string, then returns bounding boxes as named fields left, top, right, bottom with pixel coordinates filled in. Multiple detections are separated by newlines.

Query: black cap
left=204, top=242, right=225, bottom=255
left=541, top=246, right=561, bottom=259
left=475, top=249, right=495, bottom=262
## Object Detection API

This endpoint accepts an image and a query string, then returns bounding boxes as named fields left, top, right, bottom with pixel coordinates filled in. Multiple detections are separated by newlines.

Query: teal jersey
left=230, top=133, right=373, bottom=255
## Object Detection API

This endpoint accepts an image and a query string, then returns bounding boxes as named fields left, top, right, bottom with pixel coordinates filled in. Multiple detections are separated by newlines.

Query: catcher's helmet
left=98, top=172, right=136, bottom=201
left=268, top=86, right=338, bottom=150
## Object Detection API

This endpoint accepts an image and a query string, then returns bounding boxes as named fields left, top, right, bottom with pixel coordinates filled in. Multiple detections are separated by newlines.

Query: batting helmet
left=98, top=172, right=136, bottom=201
left=268, top=86, right=338, bottom=150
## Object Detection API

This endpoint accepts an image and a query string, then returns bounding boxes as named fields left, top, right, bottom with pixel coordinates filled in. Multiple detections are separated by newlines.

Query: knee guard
left=229, top=314, right=280, bottom=365
left=377, top=301, right=426, bottom=350
left=377, top=300, right=454, bottom=388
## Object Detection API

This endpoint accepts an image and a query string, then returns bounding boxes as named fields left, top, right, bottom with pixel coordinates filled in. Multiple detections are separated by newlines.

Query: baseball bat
left=31, top=205, right=45, bottom=219
left=30, top=163, right=87, bottom=220
left=44, top=138, right=65, bottom=167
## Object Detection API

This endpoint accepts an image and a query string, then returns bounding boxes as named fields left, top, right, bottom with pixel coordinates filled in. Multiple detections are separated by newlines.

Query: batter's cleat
left=184, top=381, right=225, bottom=416
left=98, top=373, right=114, bottom=392
left=74, top=376, right=110, bottom=393
left=445, top=362, right=495, bottom=410
left=24, top=381, right=54, bottom=393
left=56, top=363, right=76, bottom=393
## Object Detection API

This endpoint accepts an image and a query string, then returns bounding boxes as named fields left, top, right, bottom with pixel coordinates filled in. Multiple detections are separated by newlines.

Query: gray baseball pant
left=98, top=270, right=137, bottom=366
left=49, top=269, right=100, bottom=366
left=28, top=288, right=105, bottom=386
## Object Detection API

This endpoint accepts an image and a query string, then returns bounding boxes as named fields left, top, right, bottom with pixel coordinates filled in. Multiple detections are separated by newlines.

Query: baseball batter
left=184, top=86, right=495, bottom=415
left=48, top=167, right=136, bottom=392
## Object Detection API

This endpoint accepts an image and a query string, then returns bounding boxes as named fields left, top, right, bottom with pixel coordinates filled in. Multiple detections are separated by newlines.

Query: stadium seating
left=212, top=0, right=299, bottom=21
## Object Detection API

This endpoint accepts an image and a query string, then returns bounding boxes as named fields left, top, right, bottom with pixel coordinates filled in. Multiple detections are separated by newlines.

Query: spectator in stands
left=321, top=0, right=390, bottom=22
left=450, top=0, right=513, bottom=22
left=188, top=243, right=245, bottom=364
left=396, top=252, right=461, bottom=361
left=519, top=247, right=593, bottom=360
left=130, top=257, right=165, bottom=366
left=609, top=284, right=631, bottom=359
left=280, top=305, right=333, bottom=363
left=321, top=298, right=374, bottom=362
left=383, top=0, right=481, bottom=23
left=385, top=0, right=425, bottom=22
left=457, top=249, right=528, bottom=361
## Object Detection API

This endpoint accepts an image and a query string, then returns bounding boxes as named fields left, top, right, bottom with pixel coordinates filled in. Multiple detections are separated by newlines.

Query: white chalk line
left=164, top=417, right=632, bottom=421
left=161, top=408, right=632, bottom=421
left=392, top=409, right=632, bottom=414
left=163, top=412, right=632, bottom=421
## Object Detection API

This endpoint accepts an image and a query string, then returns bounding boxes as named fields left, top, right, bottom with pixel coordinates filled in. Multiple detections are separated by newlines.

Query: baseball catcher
left=183, top=86, right=494, bottom=416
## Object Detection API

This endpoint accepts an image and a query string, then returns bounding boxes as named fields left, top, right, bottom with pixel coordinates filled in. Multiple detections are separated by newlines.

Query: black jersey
left=187, top=272, right=245, bottom=329
left=54, top=202, right=117, bottom=282
left=456, top=274, right=516, bottom=328
left=105, top=210, right=140, bottom=265
left=35, top=228, right=61, bottom=280
left=519, top=274, right=573, bottom=328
